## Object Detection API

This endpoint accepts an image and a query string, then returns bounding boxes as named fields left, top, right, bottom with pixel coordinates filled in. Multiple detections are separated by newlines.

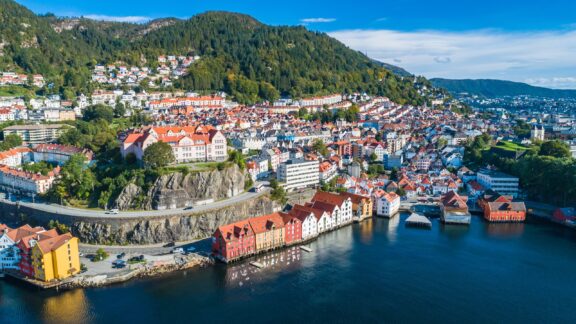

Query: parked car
left=117, top=253, right=126, bottom=259
left=172, top=248, right=185, bottom=254
left=112, top=259, right=126, bottom=269
left=164, top=242, right=176, bottom=248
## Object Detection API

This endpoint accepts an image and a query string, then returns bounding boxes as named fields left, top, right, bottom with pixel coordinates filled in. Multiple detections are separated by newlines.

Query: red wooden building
left=280, top=212, right=303, bottom=245
left=479, top=193, right=526, bottom=222
left=212, top=220, right=255, bottom=262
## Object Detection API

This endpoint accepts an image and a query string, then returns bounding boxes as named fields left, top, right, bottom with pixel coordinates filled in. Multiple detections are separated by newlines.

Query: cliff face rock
left=72, top=195, right=275, bottom=245
left=114, top=165, right=247, bottom=211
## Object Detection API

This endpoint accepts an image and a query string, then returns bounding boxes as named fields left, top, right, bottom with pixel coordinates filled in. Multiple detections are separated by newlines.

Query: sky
left=16, top=0, right=576, bottom=89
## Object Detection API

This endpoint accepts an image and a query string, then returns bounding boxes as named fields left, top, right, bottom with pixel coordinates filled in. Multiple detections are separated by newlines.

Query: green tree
left=228, top=150, right=246, bottom=170
left=83, top=104, right=114, bottom=123
left=539, top=140, right=571, bottom=159
left=0, top=134, right=22, bottom=150
left=48, top=220, right=70, bottom=234
left=94, top=248, right=109, bottom=262
left=143, top=142, right=175, bottom=168
left=114, top=102, right=126, bottom=118
left=370, top=152, right=378, bottom=162
left=437, top=137, right=448, bottom=149
left=312, top=139, right=329, bottom=157
left=49, top=154, right=95, bottom=203
left=396, top=188, right=406, bottom=197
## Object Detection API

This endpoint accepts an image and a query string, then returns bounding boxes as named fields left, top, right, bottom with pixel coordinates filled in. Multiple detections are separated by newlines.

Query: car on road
left=172, top=248, right=185, bottom=254
left=128, top=255, right=145, bottom=263
left=105, top=209, right=119, bottom=215
left=164, top=242, right=176, bottom=248
left=184, top=206, right=194, bottom=210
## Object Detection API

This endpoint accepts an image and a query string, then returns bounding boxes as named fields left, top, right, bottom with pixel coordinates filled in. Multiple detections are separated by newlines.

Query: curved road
left=2, top=189, right=270, bottom=219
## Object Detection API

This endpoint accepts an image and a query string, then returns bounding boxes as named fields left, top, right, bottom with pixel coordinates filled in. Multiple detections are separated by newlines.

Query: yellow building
left=249, top=213, right=286, bottom=252
left=340, top=192, right=373, bottom=221
left=31, top=234, right=80, bottom=282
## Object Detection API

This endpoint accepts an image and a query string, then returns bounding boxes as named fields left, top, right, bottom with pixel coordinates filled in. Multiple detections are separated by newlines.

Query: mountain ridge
left=430, top=78, right=576, bottom=99
left=0, top=1, right=425, bottom=105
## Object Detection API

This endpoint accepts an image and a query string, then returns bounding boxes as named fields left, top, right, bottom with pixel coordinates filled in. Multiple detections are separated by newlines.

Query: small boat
left=300, top=246, right=313, bottom=252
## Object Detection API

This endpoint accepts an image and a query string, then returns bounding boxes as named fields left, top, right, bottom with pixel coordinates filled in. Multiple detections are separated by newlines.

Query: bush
left=93, top=248, right=109, bottom=262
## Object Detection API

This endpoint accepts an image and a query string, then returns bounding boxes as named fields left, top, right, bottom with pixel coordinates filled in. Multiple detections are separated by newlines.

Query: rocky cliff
left=71, top=194, right=275, bottom=245
left=114, top=164, right=247, bottom=211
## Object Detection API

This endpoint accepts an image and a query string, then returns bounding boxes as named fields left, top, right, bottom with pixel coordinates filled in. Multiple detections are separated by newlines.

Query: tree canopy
left=143, top=142, right=175, bottom=168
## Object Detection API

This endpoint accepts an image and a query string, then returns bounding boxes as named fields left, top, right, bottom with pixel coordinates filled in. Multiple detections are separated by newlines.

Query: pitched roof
left=248, top=212, right=285, bottom=234
left=36, top=233, right=74, bottom=254
left=312, top=191, right=348, bottom=207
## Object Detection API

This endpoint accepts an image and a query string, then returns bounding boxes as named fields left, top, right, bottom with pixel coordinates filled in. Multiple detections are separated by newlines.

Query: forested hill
left=0, top=0, right=424, bottom=105
left=430, top=78, right=576, bottom=99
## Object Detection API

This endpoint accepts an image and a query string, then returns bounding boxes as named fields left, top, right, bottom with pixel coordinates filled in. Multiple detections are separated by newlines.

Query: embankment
left=0, top=195, right=275, bottom=245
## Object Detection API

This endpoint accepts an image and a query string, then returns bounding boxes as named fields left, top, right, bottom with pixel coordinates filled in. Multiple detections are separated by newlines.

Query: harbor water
left=2, top=213, right=576, bottom=323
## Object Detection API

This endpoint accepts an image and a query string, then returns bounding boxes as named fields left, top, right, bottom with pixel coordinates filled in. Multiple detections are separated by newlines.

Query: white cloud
left=329, top=28, right=576, bottom=89
left=301, top=18, right=336, bottom=24
left=84, top=15, right=151, bottom=23
left=525, top=77, right=576, bottom=89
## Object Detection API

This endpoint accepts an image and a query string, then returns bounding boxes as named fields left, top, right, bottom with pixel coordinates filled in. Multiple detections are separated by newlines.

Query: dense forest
left=0, top=0, right=425, bottom=105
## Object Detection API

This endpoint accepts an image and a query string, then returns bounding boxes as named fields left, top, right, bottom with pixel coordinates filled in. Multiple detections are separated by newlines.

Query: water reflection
left=359, top=218, right=374, bottom=244
left=224, top=246, right=304, bottom=288
left=485, top=222, right=525, bottom=238
left=439, top=221, right=470, bottom=240
left=386, top=215, right=400, bottom=244
left=41, top=289, right=91, bottom=324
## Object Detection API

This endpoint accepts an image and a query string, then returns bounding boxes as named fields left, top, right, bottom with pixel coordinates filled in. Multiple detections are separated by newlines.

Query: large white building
left=277, top=159, right=320, bottom=191
left=477, top=169, right=520, bottom=197
left=377, top=192, right=400, bottom=217
left=2, top=124, right=70, bottom=145
left=121, top=125, right=227, bottom=164
left=0, top=165, right=59, bottom=195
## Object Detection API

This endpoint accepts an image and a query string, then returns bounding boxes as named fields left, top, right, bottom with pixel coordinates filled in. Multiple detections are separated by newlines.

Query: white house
left=289, top=206, right=319, bottom=240
left=377, top=192, right=400, bottom=217
left=0, top=225, right=20, bottom=272
left=310, top=191, right=353, bottom=226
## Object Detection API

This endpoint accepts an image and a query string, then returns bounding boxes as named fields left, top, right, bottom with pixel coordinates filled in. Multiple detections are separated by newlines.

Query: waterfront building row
left=212, top=191, right=354, bottom=262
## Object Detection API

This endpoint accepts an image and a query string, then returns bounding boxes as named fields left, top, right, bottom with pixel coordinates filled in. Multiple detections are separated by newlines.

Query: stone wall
left=0, top=195, right=275, bottom=245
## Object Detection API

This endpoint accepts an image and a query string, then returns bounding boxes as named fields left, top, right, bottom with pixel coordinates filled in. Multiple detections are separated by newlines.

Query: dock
left=405, top=213, right=432, bottom=229
left=300, top=246, right=312, bottom=252
left=441, top=211, right=471, bottom=225
left=249, top=261, right=265, bottom=268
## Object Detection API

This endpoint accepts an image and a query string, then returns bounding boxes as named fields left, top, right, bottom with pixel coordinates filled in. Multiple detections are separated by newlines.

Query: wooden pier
left=249, top=261, right=265, bottom=268
left=405, top=213, right=432, bottom=229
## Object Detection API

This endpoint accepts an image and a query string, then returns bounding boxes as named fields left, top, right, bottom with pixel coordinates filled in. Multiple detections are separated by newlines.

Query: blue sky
left=16, top=0, right=576, bottom=88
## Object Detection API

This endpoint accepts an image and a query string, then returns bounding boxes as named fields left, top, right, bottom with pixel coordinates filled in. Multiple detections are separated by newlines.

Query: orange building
left=249, top=213, right=286, bottom=252
left=480, top=193, right=526, bottom=222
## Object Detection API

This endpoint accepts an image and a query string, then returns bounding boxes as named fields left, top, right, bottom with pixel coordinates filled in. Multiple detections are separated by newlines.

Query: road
left=2, top=188, right=270, bottom=219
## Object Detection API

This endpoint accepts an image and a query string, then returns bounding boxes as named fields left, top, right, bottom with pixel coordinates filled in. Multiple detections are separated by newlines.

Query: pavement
left=2, top=187, right=269, bottom=219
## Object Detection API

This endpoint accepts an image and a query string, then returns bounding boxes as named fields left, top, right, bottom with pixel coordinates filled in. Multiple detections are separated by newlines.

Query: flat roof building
left=277, top=159, right=320, bottom=191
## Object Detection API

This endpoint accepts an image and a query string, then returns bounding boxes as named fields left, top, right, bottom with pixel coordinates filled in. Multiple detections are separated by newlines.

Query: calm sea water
left=2, top=213, right=576, bottom=324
